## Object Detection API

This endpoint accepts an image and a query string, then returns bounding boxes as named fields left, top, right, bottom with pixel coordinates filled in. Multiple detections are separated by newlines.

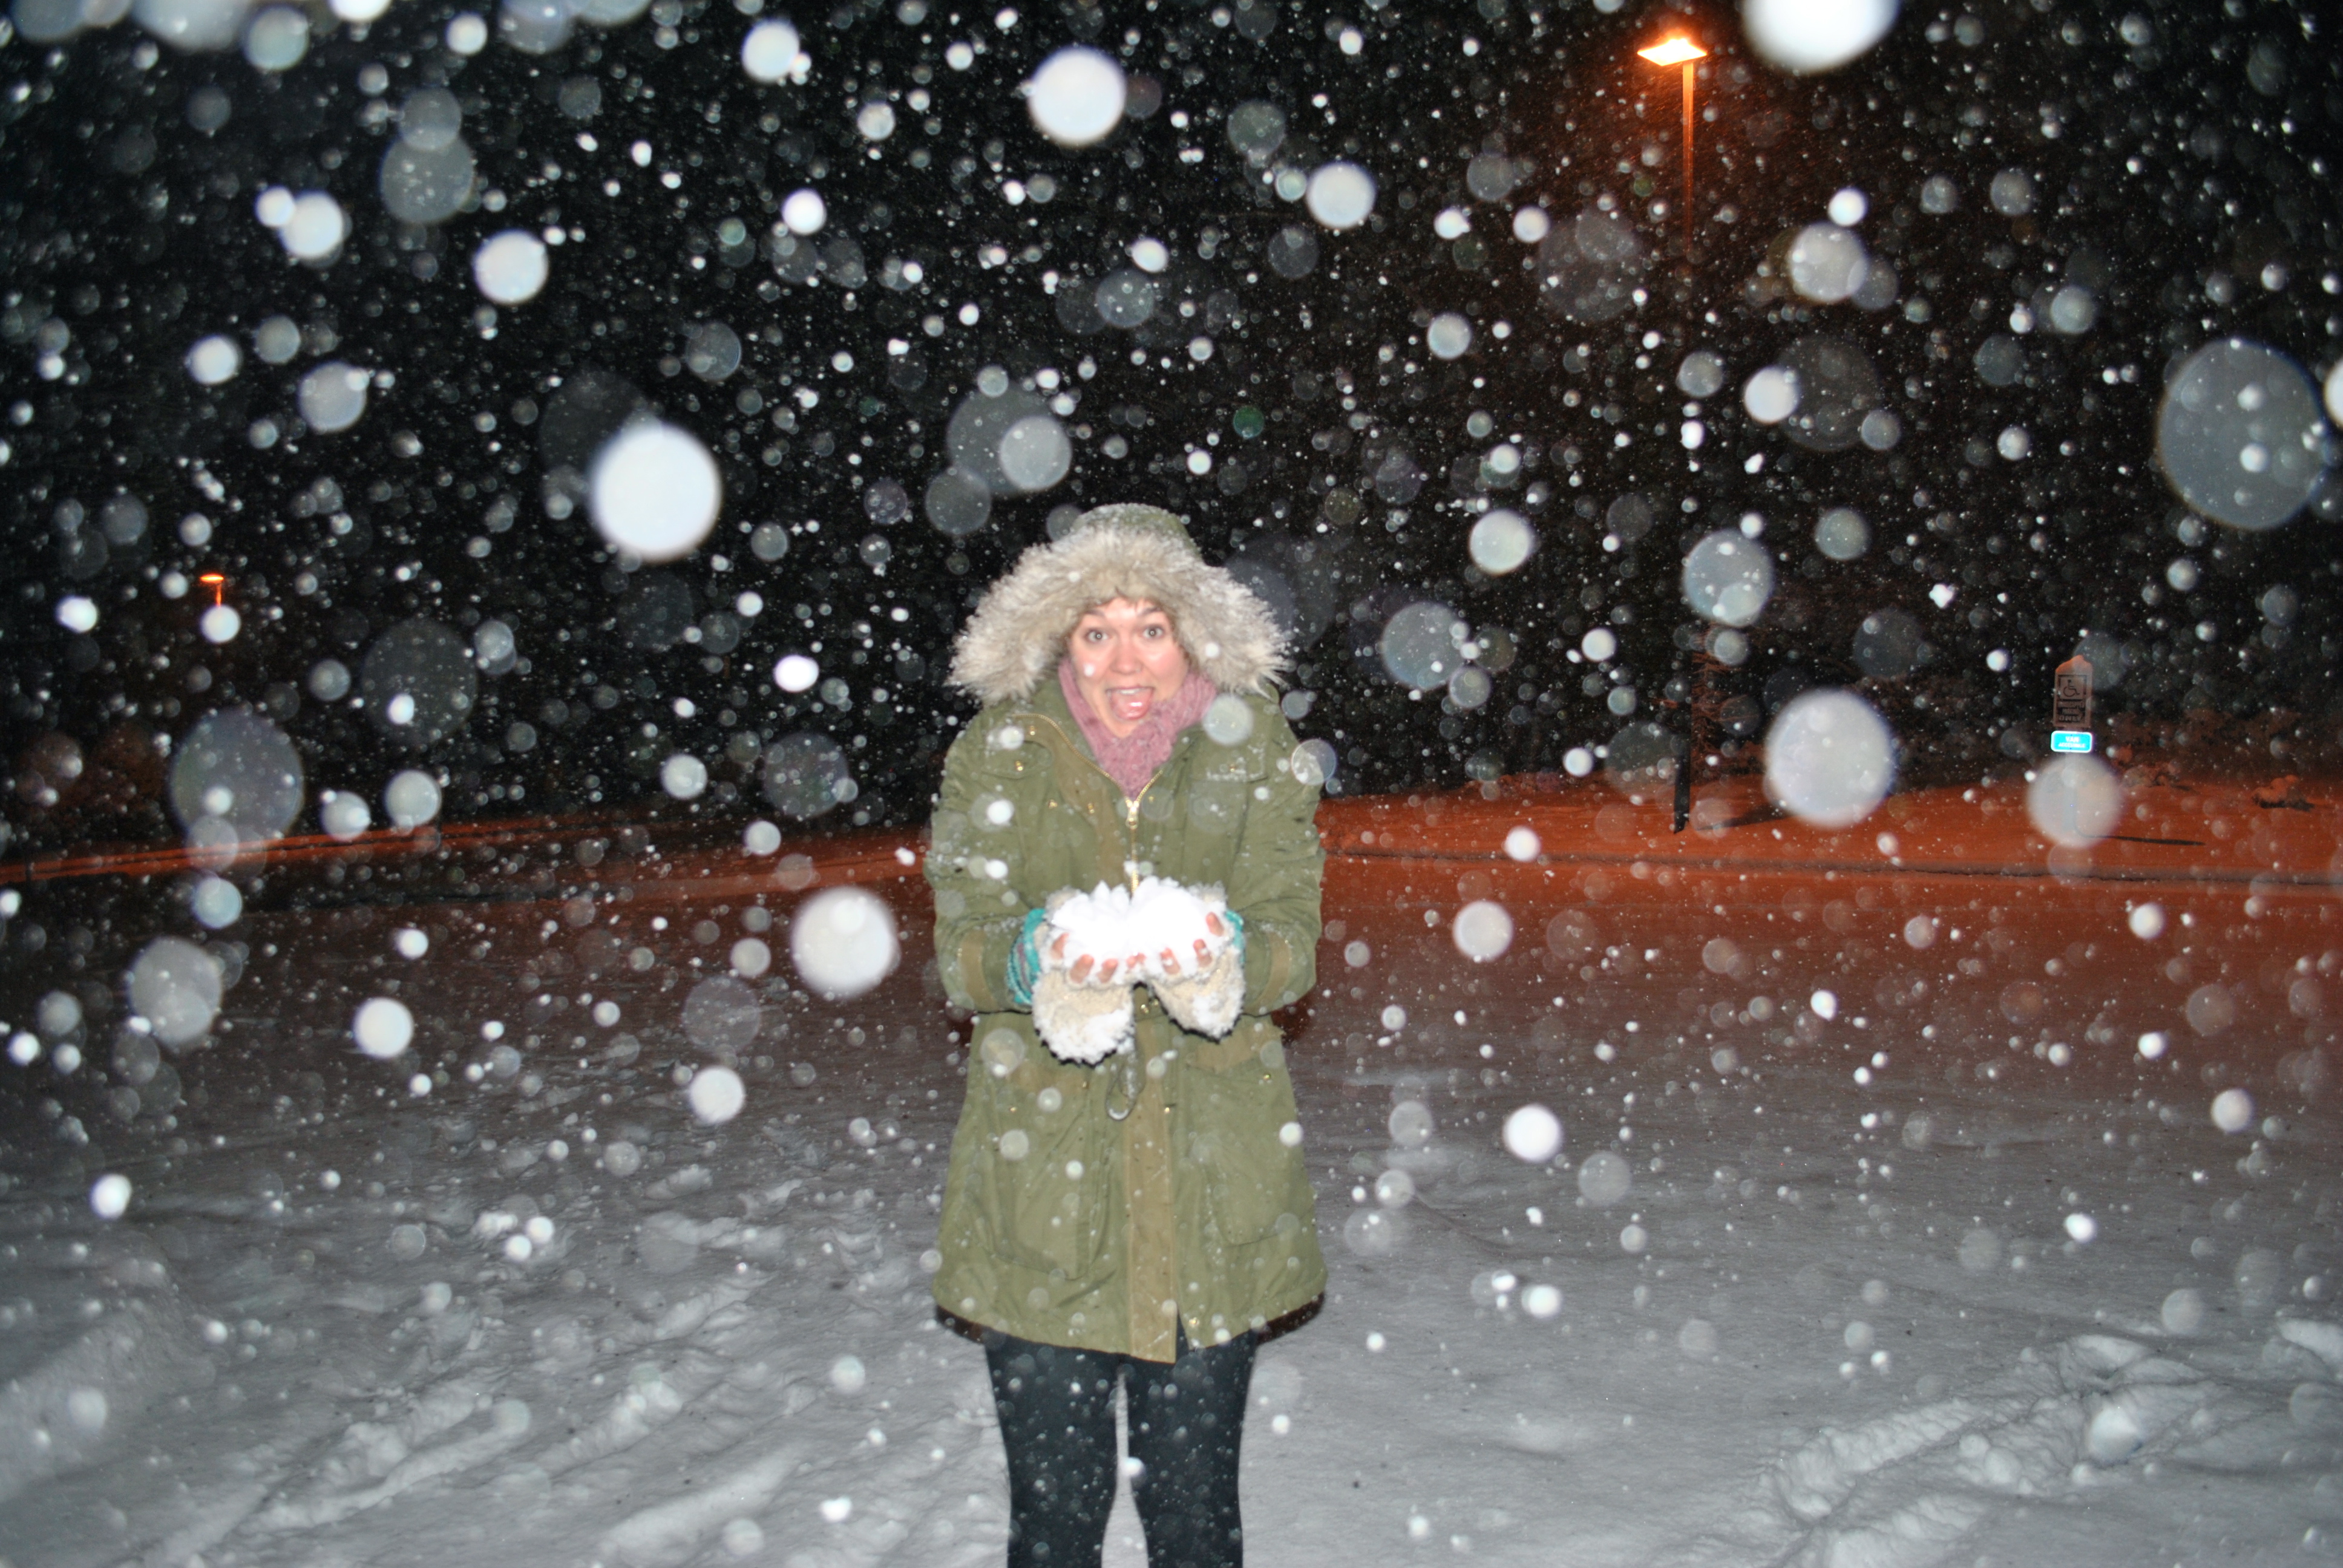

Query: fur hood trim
left=949, top=505, right=1286, bottom=707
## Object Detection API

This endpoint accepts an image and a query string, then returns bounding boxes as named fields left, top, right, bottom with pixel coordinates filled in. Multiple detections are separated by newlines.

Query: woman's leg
left=1125, top=1333, right=1254, bottom=1568
left=984, top=1330, right=1125, bottom=1568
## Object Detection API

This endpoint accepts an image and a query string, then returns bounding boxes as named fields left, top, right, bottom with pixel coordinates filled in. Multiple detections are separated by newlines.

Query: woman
left=926, top=503, right=1326, bottom=1568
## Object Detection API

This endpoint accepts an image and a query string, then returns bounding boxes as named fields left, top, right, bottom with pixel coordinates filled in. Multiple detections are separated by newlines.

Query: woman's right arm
left=925, top=717, right=1033, bottom=1014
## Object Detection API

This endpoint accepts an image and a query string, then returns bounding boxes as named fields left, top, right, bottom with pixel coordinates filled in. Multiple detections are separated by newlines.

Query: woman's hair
left=948, top=505, right=1285, bottom=707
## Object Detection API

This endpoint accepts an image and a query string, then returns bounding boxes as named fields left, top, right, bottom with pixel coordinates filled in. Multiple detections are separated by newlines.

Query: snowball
left=1814, top=506, right=1870, bottom=561
left=589, top=421, right=722, bottom=561
left=829, top=1353, right=868, bottom=1393
left=1682, top=530, right=1775, bottom=627
left=1787, top=223, right=1869, bottom=304
left=126, top=936, right=223, bottom=1047
left=187, top=334, right=241, bottom=385
left=353, top=996, right=414, bottom=1059
left=997, top=413, right=1072, bottom=492
left=319, top=789, right=371, bottom=839
left=1810, top=990, right=1838, bottom=1021
left=1743, top=0, right=1899, bottom=74
left=1522, top=1282, right=1562, bottom=1318
left=1451, top=900, right=1514, bottom=961
left=1502, top=1103, right=1564, bottom=1163
left=744, top=820, right=782, bottom=855
left=1958, top=1227, right=2002, bottom=1272
left=297, top=361, right=369, bottom=433
left=661, top=753, right=709, bottom=800
left=242, top=5, right=306, bottom=69
left=1469, top=509, right=1535, bottom=575
left=1388, top=1099, right=1433, bottom=1148
left=1503, top=826, right=1540, bottom=861
left=687, top=1065, right=746, bottom=1124
left=790, top=886, right=900, bottom=999
left=780, top=188, right=827, bottom=236
left=472, top=230, right=549, bottom=304
left=1026, top=46, right=1126, bottom=147
left=136, top=0, right=253, bottom=53
left=773, top=654, right=820, bottom=692
left=1827, top=188, right=1869, bottom=226
left=2156, top=338, right=2324, bottom=533
left=740, top=17, right=801, bottom=82
left=1743, top=365, right=1800, bottom=423
left=384, top=768, right=441, bottom=828
left=2129, top=902, right=2166, bottom=940
left=55, top=595, right=98, bottom=633
left=2210, top=1087, right=2254, bottom=1134
left=444, top=10, right=485, bottom=51
left=90, top=1173, right=133, bottom=1220
left=1576, top=1149, right=1631, bottom=1206
left=1046, top=879, right=1230, bottom=981
left=2026, top=754, right=2123, bottom=847
left=1426, top=312, right=1473, bottom=360
left=393, top=927, right=428, bottom=959
left=253, top=315, right=301, bottom=363
left=191, top=875, right=243, bottom=929
left=1201, top=694, right=1255, bottom=746
left=199, top=605, right=241, bottom=644
left=278, top=191, right=347, bottom=260
left=2064, top=1212, right=2098, bottom=1243
left=1305, top=162, right=1377, bottom=230
left=1765, top=690, right=1894, bottom=828
left=2137, top=1031, right=2168, bottom=1060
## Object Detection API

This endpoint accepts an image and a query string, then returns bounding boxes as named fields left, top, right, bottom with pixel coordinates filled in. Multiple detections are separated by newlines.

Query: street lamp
left=1637, top=34, right=1707, bottom=258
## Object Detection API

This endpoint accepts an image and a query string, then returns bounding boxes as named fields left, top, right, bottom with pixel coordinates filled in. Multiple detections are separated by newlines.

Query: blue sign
left=2049, top=730, right=2093, bottom=754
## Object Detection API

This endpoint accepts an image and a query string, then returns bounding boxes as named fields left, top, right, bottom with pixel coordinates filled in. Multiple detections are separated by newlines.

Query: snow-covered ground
left=4, top=794, right=2342, bottom=1568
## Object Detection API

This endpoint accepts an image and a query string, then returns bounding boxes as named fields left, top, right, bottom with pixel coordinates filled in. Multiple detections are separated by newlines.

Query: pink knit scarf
left=1057, top=659, right=1217, bottom=801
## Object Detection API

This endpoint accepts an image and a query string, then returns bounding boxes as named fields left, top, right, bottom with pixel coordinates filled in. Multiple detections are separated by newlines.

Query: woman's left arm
left=1222, top=705, right=1325, bottom=1014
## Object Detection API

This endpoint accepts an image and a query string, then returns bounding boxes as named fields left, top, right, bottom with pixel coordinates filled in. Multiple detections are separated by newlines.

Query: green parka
left=925, top=507, right=1326, bottom=1362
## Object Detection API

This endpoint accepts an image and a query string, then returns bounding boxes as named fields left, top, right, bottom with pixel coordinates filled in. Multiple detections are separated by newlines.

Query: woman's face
left=1067, top=598, right=1188, bottom=739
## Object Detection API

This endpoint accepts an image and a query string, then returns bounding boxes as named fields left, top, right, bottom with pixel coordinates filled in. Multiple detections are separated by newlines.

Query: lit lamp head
left=1637, top=35, right=1706, bottom=66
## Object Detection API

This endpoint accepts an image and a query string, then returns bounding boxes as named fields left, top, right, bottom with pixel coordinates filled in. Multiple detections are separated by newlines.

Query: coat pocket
left=975, top=1051, right=1110, bottom=1282
left=1181, top=1059, right=1308, bottom=1250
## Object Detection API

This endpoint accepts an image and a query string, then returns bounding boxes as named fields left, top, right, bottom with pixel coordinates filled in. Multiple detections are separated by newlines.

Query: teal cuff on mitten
left=1006, top=906, right=1049, bottom=1008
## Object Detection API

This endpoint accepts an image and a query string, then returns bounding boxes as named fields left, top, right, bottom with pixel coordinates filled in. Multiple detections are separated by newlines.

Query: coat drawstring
left=1105, top=1052, right=1137, bottom=1122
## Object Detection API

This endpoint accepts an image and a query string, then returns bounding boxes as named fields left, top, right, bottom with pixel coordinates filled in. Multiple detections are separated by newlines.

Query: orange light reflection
left=1637, top=36, right=1706, bottom=66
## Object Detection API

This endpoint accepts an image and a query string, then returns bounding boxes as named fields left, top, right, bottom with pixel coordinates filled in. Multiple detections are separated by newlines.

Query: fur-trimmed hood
left=948, top=505, right=1286, bottom=707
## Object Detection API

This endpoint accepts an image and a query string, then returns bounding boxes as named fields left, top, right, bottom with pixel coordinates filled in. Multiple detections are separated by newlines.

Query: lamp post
left=1636, top=34, right=1707, bottom=258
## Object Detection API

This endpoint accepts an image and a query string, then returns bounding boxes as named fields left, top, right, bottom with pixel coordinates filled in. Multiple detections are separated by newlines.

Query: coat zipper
left=1015, top=710, right=1166, bottom=1125
left=1015, top=710, right=1165, bottom=892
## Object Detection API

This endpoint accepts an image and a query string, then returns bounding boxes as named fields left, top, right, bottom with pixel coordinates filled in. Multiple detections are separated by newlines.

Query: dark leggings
left=985, top=1328, right=1254, bottom=1568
